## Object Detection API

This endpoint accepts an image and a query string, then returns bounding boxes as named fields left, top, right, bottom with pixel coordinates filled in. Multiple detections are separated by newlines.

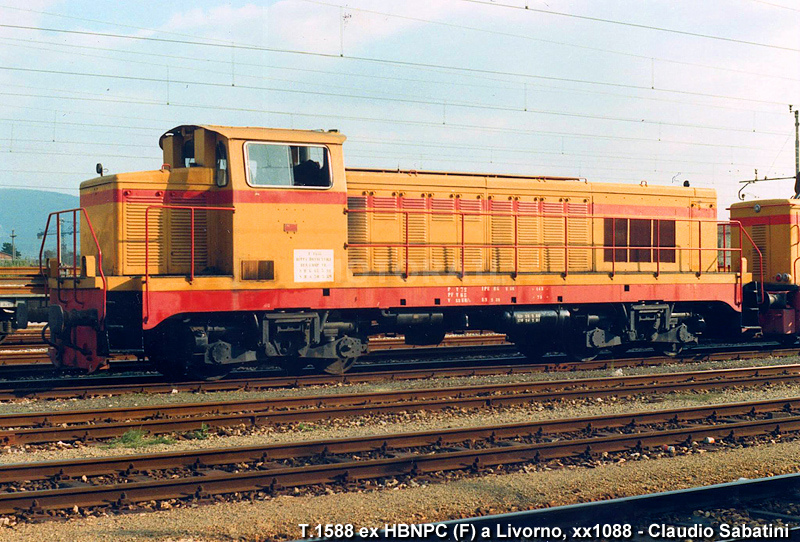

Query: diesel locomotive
left=16, top=125, right=795, bottom=378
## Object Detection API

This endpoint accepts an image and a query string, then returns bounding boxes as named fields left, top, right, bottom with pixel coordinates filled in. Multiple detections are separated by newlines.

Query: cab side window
left=215, top=141, right=228, bottom=187
left=246, top=143, right=331, bottom=188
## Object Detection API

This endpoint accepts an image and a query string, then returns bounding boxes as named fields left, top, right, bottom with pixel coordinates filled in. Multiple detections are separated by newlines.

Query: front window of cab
left=245, top=142, right=331, bottom=188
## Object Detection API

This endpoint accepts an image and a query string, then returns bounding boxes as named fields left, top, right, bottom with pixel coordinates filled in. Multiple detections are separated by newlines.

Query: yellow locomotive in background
left=19, top=124, right=795, bottom=379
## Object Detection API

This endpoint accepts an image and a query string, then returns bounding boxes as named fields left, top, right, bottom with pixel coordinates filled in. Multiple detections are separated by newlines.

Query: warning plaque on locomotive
left=294, top=249, right=334, bottom=283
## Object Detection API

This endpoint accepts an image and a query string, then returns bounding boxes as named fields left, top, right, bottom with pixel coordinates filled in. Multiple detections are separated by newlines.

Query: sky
left=0, top=0, right=798, bottom=223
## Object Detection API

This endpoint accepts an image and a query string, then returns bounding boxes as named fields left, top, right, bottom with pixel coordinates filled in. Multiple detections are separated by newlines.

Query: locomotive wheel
left=153, top=354, right=189, bottom=381
left=315, top=356, right=356, bottom=375
left=516, top=342, right=547, bottom=363
left=188, top=365, right=231, bottom=381
left=611, top=344, right=630, bottom=357
left=280, top=358, right=310, bottom=376
left=564, top=340, right=598, bottom=362
left=655, top=342, right=684, bottom=357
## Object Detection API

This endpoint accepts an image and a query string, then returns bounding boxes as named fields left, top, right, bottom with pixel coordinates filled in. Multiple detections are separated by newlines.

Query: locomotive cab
left=39, top=125, right=358, bottom=378
left=730, top=199, right=800, bottom=338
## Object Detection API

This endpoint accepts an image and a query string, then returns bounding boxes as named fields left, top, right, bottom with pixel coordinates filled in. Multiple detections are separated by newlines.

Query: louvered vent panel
left=566, top=202, right=590, bottom=271
left=490, top=200, right=514, bottom=273
left=431, top=198, right=456, bottom=272
left=542, top=202, right=565, bottom=272
left=347, top=196, right=369, bottom=272
left=370, top=196, right=400, bottom=273
left=460, top=199, right=482, bottom=221
left=750, top=224, right=767, bottom=275
left=372, top=196, right=399, bottom=218
left=124, top=195, right=165, bottom=275
left=517, top=201, right=541, bottom=272
left=403, top=198, right=428, bottom=272
left=431, top=198, right=455, bottom=220
left=459, top=199, right=484, bottom=272
left=168, top=195, right=208, bottom=274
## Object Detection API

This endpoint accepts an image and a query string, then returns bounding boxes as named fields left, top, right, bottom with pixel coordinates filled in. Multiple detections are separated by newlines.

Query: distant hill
left=0, top=189, right=80, bottom=259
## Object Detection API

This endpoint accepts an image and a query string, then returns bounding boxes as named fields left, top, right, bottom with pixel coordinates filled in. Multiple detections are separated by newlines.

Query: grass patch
left=667, top=390, right=726, bottom=403
left=104, top=429, right=175, bottom=449
left=185, top=423, right=211, bottom=440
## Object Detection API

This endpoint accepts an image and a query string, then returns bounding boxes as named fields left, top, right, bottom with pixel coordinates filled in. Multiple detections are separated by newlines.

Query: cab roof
left=159, top=125, right=347, bottom=148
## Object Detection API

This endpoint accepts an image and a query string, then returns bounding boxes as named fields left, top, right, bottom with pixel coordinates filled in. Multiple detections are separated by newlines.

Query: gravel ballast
left=0, top=437, right=799, bottom=541
left=0, top=355, right=797, bottom=416
left=0, top=357, right=796, bottom=540
left=1, top=381, right=799, bottom=464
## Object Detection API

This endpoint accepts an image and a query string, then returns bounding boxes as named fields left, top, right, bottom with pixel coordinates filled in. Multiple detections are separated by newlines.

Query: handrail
left=723, top=220, right=765, bottom=303
left=143, top=204, right=234, bottom=324
left=38, top=208, right=107, bottom=320
left=347, top=205, right=738, bottom=281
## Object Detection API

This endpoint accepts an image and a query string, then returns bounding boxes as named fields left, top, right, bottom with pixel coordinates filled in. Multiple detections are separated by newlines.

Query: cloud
left=162, top=4, right=270, bottom=45
left=157, top=1, right=482, bottom=55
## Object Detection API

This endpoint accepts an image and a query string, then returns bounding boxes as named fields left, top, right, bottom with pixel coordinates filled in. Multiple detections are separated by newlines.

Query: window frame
left=603, top=218, right=676, bottom=264
left=243, top=141, right=333, bottom=190
left=215, top=141, right=229, bottom=187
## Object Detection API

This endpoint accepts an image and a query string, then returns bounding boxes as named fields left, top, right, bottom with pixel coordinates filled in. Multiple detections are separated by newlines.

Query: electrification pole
left=742, top=107, right=800, bottom=200
left=9, top=230, right=15, bottom=264
left=794, top=107, right=799, bottom=198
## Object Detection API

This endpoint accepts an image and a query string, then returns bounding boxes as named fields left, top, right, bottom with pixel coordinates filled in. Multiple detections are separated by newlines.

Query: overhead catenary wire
left=301, top=0, right=800, bottom=83
left=4, top=1, right=797, bottom=85
left=0, top=35, right=788, bottom=118
left=745, top=0, right=800, bottom=13
left=0, top=65, right=789, bottom=136
left=0, top=104, right=782, bottom=154
left=0, top=3, right=790, bottom=198
left=0, top=23, right=790, bottom=108
left=456, top=0, right=800, bottom=53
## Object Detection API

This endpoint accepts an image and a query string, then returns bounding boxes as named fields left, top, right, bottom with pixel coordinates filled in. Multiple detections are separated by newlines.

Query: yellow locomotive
left=21, top=124, right=785, bottom=378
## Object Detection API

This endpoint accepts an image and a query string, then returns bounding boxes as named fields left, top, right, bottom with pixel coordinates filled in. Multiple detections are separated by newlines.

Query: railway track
left=0, top=364, right=798, bottom=445
left=0, top=330, right=509, bottom=351
left=2, top=395, right=800, bottom=518
left=0, top=331, right=511, bottom=369
left=0, top=267, right=45, bottom=299
left=0, top=327, right=44, bottom=346
left=0, top=343, right=797, bottom=402
left=388, top=473, right=800, bottom=542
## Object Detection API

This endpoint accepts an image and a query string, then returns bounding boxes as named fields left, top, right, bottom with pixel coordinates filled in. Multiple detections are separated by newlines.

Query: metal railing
left=143, top=204, right=235, bottom=324
left=38, top=208, right=107, bottom=319
left=345, top=206, right=765, bottom=304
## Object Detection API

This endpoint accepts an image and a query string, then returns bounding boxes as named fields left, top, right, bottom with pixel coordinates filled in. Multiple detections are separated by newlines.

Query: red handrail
left=348, top=205, right=740, bottom=277
left=724, top=220, right=765, bottom=302
left=38, top=208, right=108, bottom=321
left=143, top=204, right=234, bottom=324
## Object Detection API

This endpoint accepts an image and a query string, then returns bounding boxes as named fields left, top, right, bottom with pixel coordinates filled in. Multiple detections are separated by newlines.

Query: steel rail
left=369, top=474, right=800, bottom=542
left=0, top=344, right=798, bottom=402
left=0, top=395, right=797, bottom=485
left=0, top=356, right=726, bottom=400
left=0, top=363, right=796, bottom=427
left=0, top=365, right=798, bottom=445
left=2, top=410, right=800, bottom=515
left=0, top=338, right=797, bottom=387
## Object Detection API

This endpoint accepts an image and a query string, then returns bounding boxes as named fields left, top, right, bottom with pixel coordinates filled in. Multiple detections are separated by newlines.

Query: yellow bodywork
left=71, top=125, right=736, bottom=301
left=730, top=199, right=800, bottom=283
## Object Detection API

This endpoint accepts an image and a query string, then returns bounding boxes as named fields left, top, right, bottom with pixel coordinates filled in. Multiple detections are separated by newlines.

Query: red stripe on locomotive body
left=80, top=187, right=346, bottom=206
left=81, top=187, right=716, bottom=219
left=222, top=190, right=347, bottom=205
left=143, top=283, right=739, bottom=330
left=592, top=203, right=717, bottom=219
left=733, top=215, right=799, bottom=227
